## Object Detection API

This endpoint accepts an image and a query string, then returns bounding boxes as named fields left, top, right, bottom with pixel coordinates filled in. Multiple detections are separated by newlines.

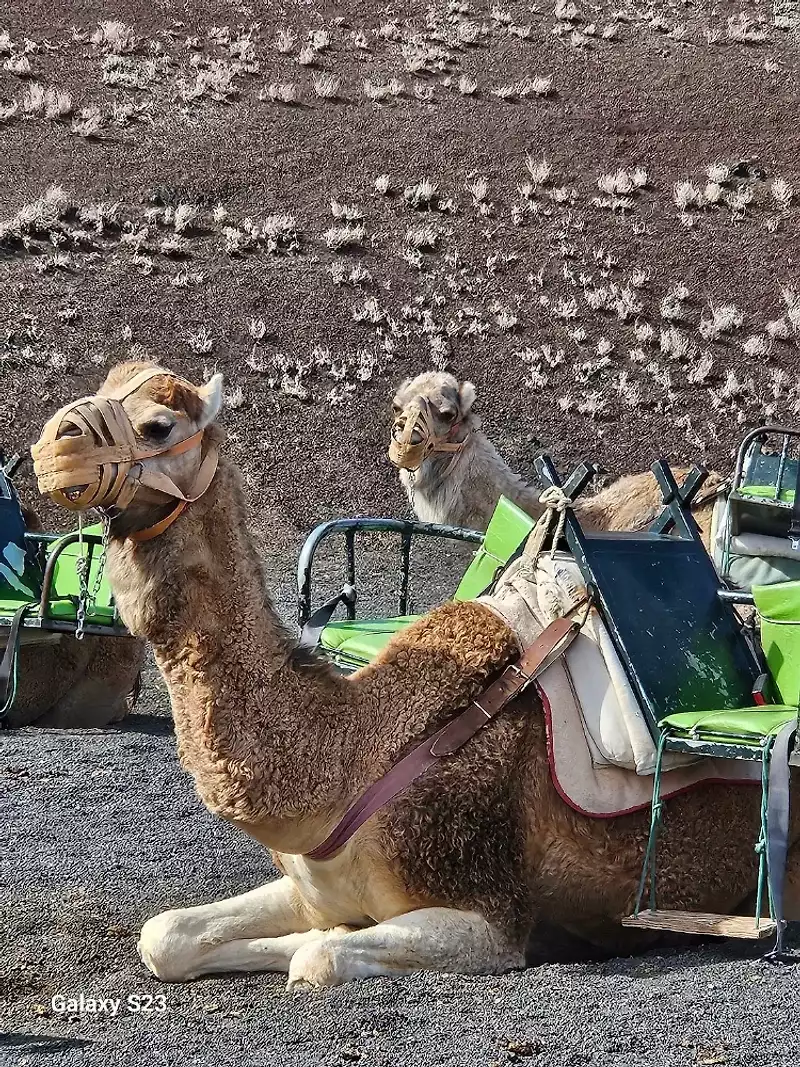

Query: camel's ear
left=459, top=381, right=477, bottom=415
left=198, top=373, right=224, bottom=427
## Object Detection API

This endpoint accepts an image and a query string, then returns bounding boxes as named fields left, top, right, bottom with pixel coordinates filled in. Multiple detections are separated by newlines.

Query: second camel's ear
left=198, top=373, right=224, bottom=427
left=459, top=381, right=477, bottom=415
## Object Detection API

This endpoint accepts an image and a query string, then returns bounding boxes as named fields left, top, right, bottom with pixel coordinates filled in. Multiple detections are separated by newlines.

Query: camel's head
left=32, top=361, right=224, bottom=541
left=389, top=371, right=478, bottom=471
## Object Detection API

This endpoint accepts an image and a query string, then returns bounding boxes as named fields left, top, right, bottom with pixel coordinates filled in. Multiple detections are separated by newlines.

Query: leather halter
left=388, top=400, right=471, bottom=473
left=32, top=367, right=219, bottom=542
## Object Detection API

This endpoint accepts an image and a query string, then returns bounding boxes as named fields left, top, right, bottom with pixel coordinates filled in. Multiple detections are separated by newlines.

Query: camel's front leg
left=287, top=907, right=524, bottom=989
left=138, top=876, right=343, bottom=981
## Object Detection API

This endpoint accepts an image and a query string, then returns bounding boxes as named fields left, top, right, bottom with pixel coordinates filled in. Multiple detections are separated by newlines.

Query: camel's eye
left=439, top=408, right=457, bottom=422
left=140, top=416, right=174, bottom=442
left=392, top=402, right=403, bottom=415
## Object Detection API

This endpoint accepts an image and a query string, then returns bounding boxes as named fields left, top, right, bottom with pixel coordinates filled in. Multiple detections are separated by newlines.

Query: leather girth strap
left=303, top=615, right=581, bottom=862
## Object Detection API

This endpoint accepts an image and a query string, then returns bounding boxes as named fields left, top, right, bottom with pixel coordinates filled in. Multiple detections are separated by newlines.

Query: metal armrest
left=297, top=517, right=483, bottom=629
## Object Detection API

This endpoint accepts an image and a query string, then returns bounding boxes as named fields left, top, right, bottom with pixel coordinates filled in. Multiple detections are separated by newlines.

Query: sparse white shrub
left=458, top=75, right=478, bottom=95
left=262, top=82, right=298, bottom=104
left=673, top=181, right=704, bottom=211
left=275, top=28, right=296, bottom=53
left=766, top=318, right=791, bottom=340
left=707, top=162, right=730, bottom=184
left=699, top=303, right=743, bottom=340
left=43, top=88, right=72, bottom=119
left=313, top=73, right=340, bottom=98
left=187, top=325, right=213, bottom=353
left=553, top=296, right=579, bottom=320
left=465, top=176, right=489, bottom=203
left=72, top=106, right=103, bottom=138
left=525, top=156, right=552, bottom=187
left=742, top=334, right=769, bottom=358
left=22, top=82, right=45, bottom=114
left=225, top=385, right=246, bottom=409
left=330, top=200, right=364, bottom=221
left=404, top=179, right=438, bottom=208
left=160, top=235, right=189, bottom=257
left=173, top=203, right=198, bottom=234
left=687, top=351, right=714, bottom=384
left=297, top=44, right=316, bottom=66
left=4, top=55, right=32, bottom=77
left=634, top=322, right=656, bottom=345
left=212, top=204, right=227, bottom=224
left=772, top=178, right=794, bottom=210
left=555, top=0, right=580, bottom=21
left=324, top=223, right=365, bottom=250
left=375, top=174, right=392, bottom=195
left=91, top=20, right=138, bottom=54
left=405, top=224, right=439, bottom=249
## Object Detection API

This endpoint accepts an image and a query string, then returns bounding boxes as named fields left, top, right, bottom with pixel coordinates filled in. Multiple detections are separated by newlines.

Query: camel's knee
left=138, top=910, right=206, bottom=982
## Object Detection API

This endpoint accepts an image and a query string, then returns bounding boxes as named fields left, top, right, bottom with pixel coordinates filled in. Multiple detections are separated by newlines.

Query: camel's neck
left=402, top=433, right=544, bottom=531
left=104, top=460, right=352, bottom=853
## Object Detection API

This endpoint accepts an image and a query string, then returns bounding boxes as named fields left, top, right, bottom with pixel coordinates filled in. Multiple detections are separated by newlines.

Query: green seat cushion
left=320, top=616, right=419, bottom=663
left=454, top=496, right=535, bottom=601
left=739, top=484, right=795, bottom=504
left=664, top=706, right=797, bottom=742
left=45, top=526, right=116, bottom=624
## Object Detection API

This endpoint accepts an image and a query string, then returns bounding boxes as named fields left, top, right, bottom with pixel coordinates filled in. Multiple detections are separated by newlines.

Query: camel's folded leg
left=138, top=876, right=337, bottom=981
left=286, top=907, right=525, bottom=989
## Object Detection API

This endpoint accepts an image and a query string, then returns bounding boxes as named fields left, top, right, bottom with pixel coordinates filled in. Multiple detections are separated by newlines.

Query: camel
left=4, top=506, right=145, bottom=729
left=389, top=372, right=723, bottom=544
left=32, top=361, right=798, bottom=989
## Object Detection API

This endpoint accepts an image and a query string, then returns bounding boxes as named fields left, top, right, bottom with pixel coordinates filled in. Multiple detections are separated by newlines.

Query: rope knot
left=523, top=486, right=573, bottom=567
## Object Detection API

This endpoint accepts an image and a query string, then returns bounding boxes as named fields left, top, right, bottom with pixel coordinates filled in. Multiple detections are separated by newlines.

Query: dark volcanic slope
left=1, top=0, right=799, bottom=539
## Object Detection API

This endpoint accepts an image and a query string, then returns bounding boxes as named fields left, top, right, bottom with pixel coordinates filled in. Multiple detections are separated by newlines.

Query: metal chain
left=75, top=512, right=88, bottom=640
left=74, top=511, right=110, bottom=641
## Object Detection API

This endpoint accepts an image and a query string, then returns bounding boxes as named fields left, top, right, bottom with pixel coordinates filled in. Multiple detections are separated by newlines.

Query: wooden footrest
left=622, top=909, right=776, bottom=939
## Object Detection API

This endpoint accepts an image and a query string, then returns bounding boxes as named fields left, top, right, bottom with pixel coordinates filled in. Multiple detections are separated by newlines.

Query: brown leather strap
left=303, top=616, right=580, bottom=862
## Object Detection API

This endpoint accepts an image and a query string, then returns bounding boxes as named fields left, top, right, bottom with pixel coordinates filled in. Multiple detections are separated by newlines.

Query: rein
left=32, top=367, right=218, bottom=542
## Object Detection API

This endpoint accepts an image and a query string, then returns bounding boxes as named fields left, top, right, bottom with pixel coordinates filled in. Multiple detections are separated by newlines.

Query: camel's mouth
left=388, top=439, right=427, bottom=470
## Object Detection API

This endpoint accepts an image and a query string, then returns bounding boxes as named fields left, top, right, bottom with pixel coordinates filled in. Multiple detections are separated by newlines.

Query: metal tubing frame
left=296, top=518, right=484, bottom=630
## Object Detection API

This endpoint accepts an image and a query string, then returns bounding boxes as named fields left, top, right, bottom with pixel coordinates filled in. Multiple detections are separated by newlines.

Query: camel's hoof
left=287, top=940, right=341, bottom=990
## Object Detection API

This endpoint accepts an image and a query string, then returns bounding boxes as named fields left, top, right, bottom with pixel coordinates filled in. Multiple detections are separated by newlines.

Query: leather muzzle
left=388, top=405, right=466, bottom=471
left=32, top=367, right=218, bottom=539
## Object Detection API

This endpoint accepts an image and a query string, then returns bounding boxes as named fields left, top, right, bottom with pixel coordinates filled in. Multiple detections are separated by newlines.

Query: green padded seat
left=452, top=497, right=535, bottom=601
left=663, top=580, right=800, bottom=745
left=738, top=484, right=795, bottom=504
left=44, top=526, right=116, bottom=623
left=320, top=616, right=419, bottom=665
left=663, top=707, right=796, bottom=742
left=316, top=496, right=536, bottom=669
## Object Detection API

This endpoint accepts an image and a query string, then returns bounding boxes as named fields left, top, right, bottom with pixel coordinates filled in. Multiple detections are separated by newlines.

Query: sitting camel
left=6, top=507, right=144, bottom=728
left=389, top=372, right=723, bottom=543
left=32, top=362, right=797, bottom=988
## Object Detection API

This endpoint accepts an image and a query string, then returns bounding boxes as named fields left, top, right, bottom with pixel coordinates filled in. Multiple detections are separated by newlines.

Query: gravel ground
left=2, top=553, right=800, bottom=1067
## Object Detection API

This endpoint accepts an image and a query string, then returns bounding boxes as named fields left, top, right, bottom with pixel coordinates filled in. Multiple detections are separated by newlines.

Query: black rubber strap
left=298, top=585, right=356, bottom=651
left=765, top=721, right=796, bottom=961
left=790, top=462, right=800, bottom=543
left=0, top=603, right=33, bottom=727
